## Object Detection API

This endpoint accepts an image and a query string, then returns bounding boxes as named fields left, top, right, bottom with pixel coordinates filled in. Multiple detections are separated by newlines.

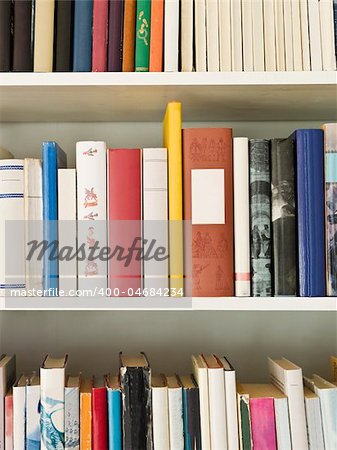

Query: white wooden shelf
left=0, top=71, right=336, bottom=122
left=1, top=296, right=336, bottom=311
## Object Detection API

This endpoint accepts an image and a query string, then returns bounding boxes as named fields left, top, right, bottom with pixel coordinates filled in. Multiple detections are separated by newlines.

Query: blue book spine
left=42, top=142, right=67, bottom=294
left=73, top=0, right=93, bottom=72
left=107, top=389, right=122, bottom=450
left=293, top=129, right=326, bottom=297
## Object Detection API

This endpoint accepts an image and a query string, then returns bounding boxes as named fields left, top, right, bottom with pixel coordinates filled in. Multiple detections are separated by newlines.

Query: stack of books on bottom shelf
left=1, top=353, right=337, bottom=449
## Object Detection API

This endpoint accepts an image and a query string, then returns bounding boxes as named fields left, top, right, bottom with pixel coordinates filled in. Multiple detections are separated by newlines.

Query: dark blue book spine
left=293, top=129, right=326, bottom=297
left=42, top=142, right=67, bottom=294
left=73, top=0, right=93, bottom=72
left=334, top=1, right=337, bottom=62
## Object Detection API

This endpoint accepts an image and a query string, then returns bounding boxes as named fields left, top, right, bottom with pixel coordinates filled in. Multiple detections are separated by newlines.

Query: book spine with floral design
left=135, top=0, right=151, bottom=71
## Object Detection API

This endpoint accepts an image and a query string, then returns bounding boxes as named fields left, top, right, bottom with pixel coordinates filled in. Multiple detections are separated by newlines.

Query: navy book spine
left=73, top=0, right=93, bottom=72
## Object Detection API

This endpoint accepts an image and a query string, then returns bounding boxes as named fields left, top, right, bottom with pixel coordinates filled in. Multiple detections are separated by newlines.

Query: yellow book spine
left=34, top=0, right=55, bottom=72
left=163, top=102, right=184, bottom=295
left=80, top=390, right=92, bottom=450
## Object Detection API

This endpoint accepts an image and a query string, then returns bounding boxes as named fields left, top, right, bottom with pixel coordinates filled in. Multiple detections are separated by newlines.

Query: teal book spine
left=108, top=388, right=122, bottom=450
left=135, top=0, right=151, bottom=71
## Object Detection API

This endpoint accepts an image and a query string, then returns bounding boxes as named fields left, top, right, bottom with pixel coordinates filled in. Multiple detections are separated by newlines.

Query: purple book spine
left=108, top=0, right=124, bottom=71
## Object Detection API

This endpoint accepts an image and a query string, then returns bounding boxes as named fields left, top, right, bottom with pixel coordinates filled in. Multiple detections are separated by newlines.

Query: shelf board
left=1, top=297, right=336, bottom=311
left=0, top=72, right=336, bottom=122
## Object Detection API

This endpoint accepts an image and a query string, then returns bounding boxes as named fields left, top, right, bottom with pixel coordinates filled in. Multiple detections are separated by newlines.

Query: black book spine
left=54, top=0, right=73, bottom=71
left=184, top=385, right=201, bottom=450
left=249, top=139, right=272, bottom=297
left=0, top=0, right=12, bottom=71
left=271, top=138, right=297, bottom=296
left=12, top=0, right=33, bottom=72
left=121, top=366, right=152, bottom=450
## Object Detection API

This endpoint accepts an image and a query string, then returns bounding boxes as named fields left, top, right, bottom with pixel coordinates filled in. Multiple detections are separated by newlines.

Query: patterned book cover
left=65, top=376, right=80, bottom=450
left=135, top=0, right=151, bottom=71
left=26, top=375, right=41, bottom=450
left=323, top=123, right=337, bottom=296
left=5, top=389, right=13, bottom=450
left=249, top=139, right=272, bottom=297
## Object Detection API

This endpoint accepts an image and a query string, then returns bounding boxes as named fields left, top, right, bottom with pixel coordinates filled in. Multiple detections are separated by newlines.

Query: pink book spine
left=250, top=398, right=277, bottom=450
left=92, top=0, right=109, bottom=72
left=5, top=393, right=13, bottom=450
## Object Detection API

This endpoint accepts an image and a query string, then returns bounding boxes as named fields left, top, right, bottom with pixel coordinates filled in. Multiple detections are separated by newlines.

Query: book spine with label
left=300, top=0, right=311, bottom=70
left=76, top=141, right=107, bottom=291
left=58, top=169, right=77, bottom=295
left=0, top=161, right=25, bottom=296
left=231, top=0, right=242, bottom=71
left=242, top=0, right=254, bottom=71
left=0, top=355, right=16, bottom=449
left=54, top=0, right=74, bottom=72
left=65, top=385, right=80, bottom=450
left=152, top=384, right=170, bottom=449
left=107, top=388, right=122, bottom=450
left=182, top=384, right=201, bottom=450
left=135, top=0, right=151, bottom=71
left=92, top=386, right=108, bottom=450
left=34, top=0, right=55, bottom=72
left=249, top=139, right=272, bottom=297
left=5, top=390, right=13, bottom=450
left=123, top=0, right=136, bottom=72
left=263, top=0, right=277, bottom=71
left=271, top=138, right=297, bottom=296
left=108, top=0, right=124, bottom=71
left=181, top=0, right=193, bottom=72
left=273, top=397, right=292, bottom=450
left=252, top=0, right=265, bottom=70
left=233, top=138, right=250, bottom=297
left=195, top=0, right=207, bottom=71
left=80, top=380, right=92, bottom=450
left=250, top=398, right=277, bottom=449
left=167, top=386, right=184, bottom=450
left=283, top=0, right=294, bottom=70
left=274, top=0, right=286, bottom=70
left=0, top=0, right=11, bottom=71
left=320, top=0, right=337, bottom=70
left=13, top=381, right=25, bottom=450
left=206, top=0, right=219, bottom=71
left=164, top=0, right=179, bottom=71
left=92, top=0, right=108, bottom=72
left=308, top=0, right=323, bottom=70
left=291, top=0, right=303, bottom=70
left=26, top=384, right=40, bottom=450
left=73, top=0, right=93, bottom=72
left=12, top=0, right=33, bottom=72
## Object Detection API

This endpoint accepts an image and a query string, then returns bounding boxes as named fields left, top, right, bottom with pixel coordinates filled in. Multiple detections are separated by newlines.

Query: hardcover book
left=270, top=138, right=297, bottom=296
left=65, top=375, right=80, bottom=450
left=149, top=0, right=164, bottom=72
left=164, top=0, right=179, bottom=71
left=151, top=375, right=170, bottom=449
left=191, top=356, right=210, bottom=449
left=165, top=375, right=184, bottom=450
left=13, top=374, right=26, bottom=450
left=135, top=0, right=151, bottom=71
left=179, top=375, right=201, bottom=450
left=92, top=377, right=108, bottom=450
left=12, top=0, right=33, bottom=72
left=26, top=373, right=40, bottom=450
left=108, top=0, right=124, bottom=71
left=92, top=0, right=109, bottom=72
left=123, top=0, right=136, bottom=72
left=183, top=128, right=234, bottom=297
left=106, top=375, right=122, bottom=450
left=5, top=389, right=13, bottom=450
left=249, top=139, right=272, bottom=297
left=34, top=0, right=55, bottom=72
left=120, top=353, right=152, bottom=450
left=0, top=0, right=11, bottom=71
left=73, top=0, right=93, bottom=71
left=54, top=0, right=73, bottom=71
left=0, top=355, right=16, bottom=449
left=80, top=379, right=92, bottom=450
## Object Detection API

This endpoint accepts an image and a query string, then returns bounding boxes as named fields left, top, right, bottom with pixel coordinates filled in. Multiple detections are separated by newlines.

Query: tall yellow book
left=34, top=0, right=55, bottom=72
left=163, top=102, right=184, bottom=295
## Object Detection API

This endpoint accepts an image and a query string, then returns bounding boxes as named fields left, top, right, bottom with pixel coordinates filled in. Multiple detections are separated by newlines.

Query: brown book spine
left=122, top=0, right=136, bottom=72
left=183, top=128, right=234, bottom=297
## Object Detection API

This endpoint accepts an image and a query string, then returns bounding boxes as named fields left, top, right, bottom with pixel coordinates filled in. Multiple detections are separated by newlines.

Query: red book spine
left=108, top=149, right=142, bottom=296
left=92, top=386, right=108, bottom=450
left=92, top=0, right=108, bottom=72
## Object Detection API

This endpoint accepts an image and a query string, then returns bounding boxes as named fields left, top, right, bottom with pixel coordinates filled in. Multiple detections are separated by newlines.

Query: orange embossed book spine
left=122, top=0, right=136, bottom=72
left=149, top=0, right=164, bottom=71
left=183, top=128, right=234, bottom=297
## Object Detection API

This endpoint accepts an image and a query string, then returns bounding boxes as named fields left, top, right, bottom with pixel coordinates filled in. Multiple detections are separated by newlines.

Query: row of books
left=0, top=106, right=336, bottom=298
left=1, top=0, right=337, bottom=73
left=1, top=353, right=337, bottom=450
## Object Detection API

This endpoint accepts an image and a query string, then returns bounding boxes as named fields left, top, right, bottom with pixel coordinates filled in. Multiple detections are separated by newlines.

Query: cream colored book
left=206, top=0, right=220, bottom=71
left=263, top=0, right=277, bottom=71
left=195, top=0, right=207, bottom=71
left=231, top=0, right=243, bottom=71
left=283, top=0, right=294, bottom=70
left=219, top=0, right=232, bottom=71
left=319, top=0, right=337, bottom=70
left=166, top=375, right=184, bottom=450
left=34, top=0, right=55, bottom=72
left=300, top=0, right=311, bottom=70
left=308, top=0, right=323, bottom=70
left=252, top=0, right=265, bottom=70
left=291, top=0, right=303, bottom=70
left=152, top=376, right=170, bottom=450
left=242, top=0, right=254, bottom=71
left=274, top=0, right=286, bottom=70
left=164, top=0, right=180, bottom=71
left=192, top=355, right=210, bottom=449
left=181, top=0, right=194, bottom=71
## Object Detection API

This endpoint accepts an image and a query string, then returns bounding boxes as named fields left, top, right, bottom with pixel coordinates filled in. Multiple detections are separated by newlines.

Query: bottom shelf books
left=1, top=353, right=337, bottom=450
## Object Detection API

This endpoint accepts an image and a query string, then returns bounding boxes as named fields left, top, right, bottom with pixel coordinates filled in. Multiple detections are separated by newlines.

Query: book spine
left=58, top=169, right=77, bottom=295
left=273, top=398, right=292, bottom=450
left=208, top=369, right=227, bottom=449
left=34, top=0, right=55, bottom=72
left=5, top=392, right=13, bottom=450
left=242, top=0, right=254, bottom=71
left=334, top=0, right=337, bottom=62
left=231, top=0, right=243, bottom=71
left=238, top=394, right=253, bottom=450
left=283, top=0, right=294, bottom=70
left=54, top=0, right=74, bottom=72
left=252, top=0, right=265, bottom=70
left=320, top=0, right=337, bottom=70
left=149, top=0, right=164, bottom=71
left=249, top=139, right=272, bottom=297
left=191, top=361, right=210, bottom=449
left=182, top=388, right=201, bottom=450
left=123, top=0, right=136, bottom=72
left=92, top=0, right=108, bottom=72
left=107, top=390, right=122, bottom=450
left=263, top=0, right=277, bottom=71
left=40, top=367, right=65, bottom=450
left=76, top=141, right=107, bottom=291
left=308, top=0, right=323, bottom=70
left=224, top=371, right=239, bottom=450
left=152, top=386, right=170, bottom=449
left=195, top=0, right=207, bottom=71
left=300, top=0, right=311, bottom=70
left=233, top=138, right=251, bottom=297
left=73, top=0, right=93, bottom=72
left=13, top=0, right=33, bottom=72
left=274, top=0, right=285, bottom=70
left=26, top=385, right=40, bottom=450
left=181, top=0, right=193, bottom=72
left=286, top=371, right=309, bottom=449
left=135, top=0, right=151, bottom=71
left=250, top=398, right=277, bottom=449
left=80, top=390, right=92, bottom=450
left=142, top=148, right=169, bottom=292
left=108, top=0, right=124, bottom=72
left=164, top=0, right=179, bottom=71
left=65, top=387, right=80, bottom=450
left=291, top=0, right=303, bottom=70
left=92, top=387, right=108, bottom=450
left=206, top=0, right=219, bottom=71
left=0, top=0, right=11, bottom=71
left=271, top=138, right=297, bottom=296
left=167, top=388, right=184, bottom=450
left=13, top=384, right=25, bottom=450
left=304, top=394, right=324, bottom=449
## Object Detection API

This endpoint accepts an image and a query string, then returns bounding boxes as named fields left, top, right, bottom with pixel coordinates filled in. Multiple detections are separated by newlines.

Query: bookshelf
left=0, top=71, right=336, bottom=379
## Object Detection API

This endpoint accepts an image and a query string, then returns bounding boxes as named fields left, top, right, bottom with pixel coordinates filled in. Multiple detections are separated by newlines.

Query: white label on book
left=191, top=169, right=225, bottom=225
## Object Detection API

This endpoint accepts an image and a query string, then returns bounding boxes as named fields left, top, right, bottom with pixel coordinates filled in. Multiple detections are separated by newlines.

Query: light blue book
left=65, top=376, right=80, bottom=450
left=107, top=376, right=122, bottom=450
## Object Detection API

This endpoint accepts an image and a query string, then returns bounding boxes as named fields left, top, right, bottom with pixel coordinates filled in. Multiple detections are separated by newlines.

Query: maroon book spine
left=92, top=385, right=108, bottom=450
left=92, top=0, right=108, bottom=71
left=108, top=0, right=124, bottom=71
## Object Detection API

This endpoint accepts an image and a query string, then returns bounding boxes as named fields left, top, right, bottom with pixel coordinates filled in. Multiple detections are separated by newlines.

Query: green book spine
left=240, top=396, right=253, bottom=450
left=135, top=0, right=151, bottom=71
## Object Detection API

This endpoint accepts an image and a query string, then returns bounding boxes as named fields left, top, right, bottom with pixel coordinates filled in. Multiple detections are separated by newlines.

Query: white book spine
left=313, top=383, right=337, bottom=449
left=319, top=0, right=337, bottom=70
left=192, top=358, right=210, bottom=449
left=152, top=386, right=170, bottom=450
left=219, top=0, right=232, bottom=71
left=26, top=384, right=41, bottom=450
left=142, top=149, right=169, bottom=292
left=13, top=383, right=25, bottom=450
left=224, top=370, right=239, bottom=450
left=304, top=393, right=325, bottom=449
left=208, top=368, right=228, bottom=449
left=300, top=0, right=311, bottom=70
left=273, top=397, right=292, bottom=450
left=24, top=159, right=43, bottom=292
left=263, top=0, right=277, bottom=70
left=76, top=142, right=107, bottom=291
left=181, top=0, right=194, bottom=71
left=231, top=0, right=243, bottom=71
left=0, top=160, right=25, bottom=297
left=252, top=0, right=265, bottom=70
left=308, top=0, right=323, bottom=70
left=40, top=366, right=65, bottom=450
left=242, top=0, right=254, bottom=71
left=291, top=0, right=303, bottom=70
left=195, top=0, right=207, bottom=71
left=233, top=138, right=250, bottom=297
left=167, top=387, right=184, bottom=450
left=274, top=0, right=286, bottom=70
left=58, top=169, right=77, bottom=296
left=206, top=0, right=220, bottom=71
left=65, top=386, right=80, bottom=450
left=283, top=0, right=294, bottom=70
left=164, top=0, right=179, bottom=71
